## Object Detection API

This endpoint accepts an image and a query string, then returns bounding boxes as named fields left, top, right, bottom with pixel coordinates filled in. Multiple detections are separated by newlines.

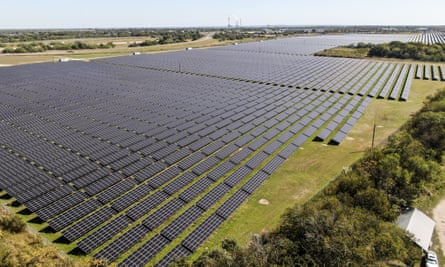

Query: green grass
left=193, top=79, right=445, bottom=260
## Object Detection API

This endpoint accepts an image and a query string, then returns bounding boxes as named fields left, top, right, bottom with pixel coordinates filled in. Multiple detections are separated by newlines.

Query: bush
left=0, top=211, right=26, bottom=233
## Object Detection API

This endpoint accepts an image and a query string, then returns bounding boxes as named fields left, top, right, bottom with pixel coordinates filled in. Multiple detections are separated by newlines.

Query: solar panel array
left=101, top=49, right=414, bottom=101
left=0, top=34, right=433, bottom=266
left=409, top=32, right=445, bottom=45
left=214, top=34, right=412, bottom=55
left=414, top=64, right=445, bottom=81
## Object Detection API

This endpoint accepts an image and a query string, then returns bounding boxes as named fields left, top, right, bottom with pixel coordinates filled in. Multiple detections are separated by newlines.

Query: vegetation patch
left=314, top=46, right=369, bottom=58
left=0, top=205, right=112, bottom=266
left=2, top=41, right=115, bottom=53
left=128, top=31, right=202, bottom=47
left=316, top=41, right=445, bottom=62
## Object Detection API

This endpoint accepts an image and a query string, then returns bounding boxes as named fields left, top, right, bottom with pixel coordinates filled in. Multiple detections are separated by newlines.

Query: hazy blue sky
left=1, top=0, right=444, bottom=29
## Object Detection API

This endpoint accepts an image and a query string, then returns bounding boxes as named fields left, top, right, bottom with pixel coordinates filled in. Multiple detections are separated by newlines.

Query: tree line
left=2, top=41, right=115, bottom=53
left=353, top=41, right=445, bottom=61
left=213, top=31, right=259, bottom=41
left=128, top=31, right=203, bottom=47
left=0, top=29, right=201, bottom=43
left=173, top=89, right=445, bottom=266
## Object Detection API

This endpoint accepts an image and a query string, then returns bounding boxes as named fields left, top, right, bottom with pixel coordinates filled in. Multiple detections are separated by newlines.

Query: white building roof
left=396, top=208, right=435, bottom=251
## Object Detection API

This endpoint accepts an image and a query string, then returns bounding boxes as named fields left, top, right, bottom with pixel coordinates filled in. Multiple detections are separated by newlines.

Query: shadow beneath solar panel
left=39, top=225, right=55, bottom=233
left=0, top=193, right=12, bottom=199
left=54, top=235, right=70, bottom=244
left=313, top=137, right=324, bottom=142
left=18, top=208, right=33, bottom=215
left=69, top=247, right=86, bottom=256
left=29, top=216, right=45, bottom=224
left=328, top=140, right=340, bottom=146
left=9, top=200, right=22, bottom=207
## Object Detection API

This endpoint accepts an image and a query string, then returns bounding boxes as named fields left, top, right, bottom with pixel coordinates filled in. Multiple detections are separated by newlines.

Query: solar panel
left=216, top=189, right=250, bottom=219
left=94, top=224, right=150, bottom=263
left=192, top=156, right=220, bottom=176
left=179, top=177, right=213, bottom=203
left=207, top=161, right=236, bottom=182
left=96, top=179, right=137, bottom=204
left=49, top=199, right=101, bottom=231
left=181, top=214, right=225, bottom=252
left=126, top=191, right=169, bottom=221
left=148, top=166, right=181, bottom=189
left=111, top=184, right=153, bottom=212
left=77, top=215, right=132, bottom=254
left=161, top=205, right=204, bottom=241
left=142, top=198, right=186, bottom=230
left=37, top=191, right=86, bottom=221
left=229, top=147, right=253, bottom=164
left=242, top=171, right=270, bottom=194
left=119, top=235, right=169, bottom=267
left=63, top=207, right=115, bottom=242
left=196, top=183, right=231, bottom=210
left=246, top=151, right=269, bottom=169
left=153, top=245, right=191, bottom=267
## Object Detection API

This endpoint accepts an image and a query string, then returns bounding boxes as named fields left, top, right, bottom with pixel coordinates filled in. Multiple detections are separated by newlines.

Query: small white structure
left=185, top=47, right=193, bottom=51
left=58, top=58, right=70, bottom=62
left=132, top=52, right=141, bottom=55
left=396, top=208, right=436, bottom=251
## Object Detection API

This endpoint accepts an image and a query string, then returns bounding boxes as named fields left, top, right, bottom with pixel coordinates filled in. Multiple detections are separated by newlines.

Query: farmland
left=1, top=32, right=445, bottom=266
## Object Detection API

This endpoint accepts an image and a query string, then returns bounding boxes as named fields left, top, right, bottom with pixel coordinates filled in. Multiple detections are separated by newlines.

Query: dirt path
left=433, top=198, right=445, bottom=258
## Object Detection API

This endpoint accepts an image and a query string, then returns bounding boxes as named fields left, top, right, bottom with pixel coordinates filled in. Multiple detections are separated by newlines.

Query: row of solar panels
left=414, top=64, right=445, bottom=81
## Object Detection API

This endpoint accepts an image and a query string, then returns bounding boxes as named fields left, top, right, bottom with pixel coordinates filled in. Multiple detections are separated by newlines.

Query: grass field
left=192, top=78, right=445, bottom=259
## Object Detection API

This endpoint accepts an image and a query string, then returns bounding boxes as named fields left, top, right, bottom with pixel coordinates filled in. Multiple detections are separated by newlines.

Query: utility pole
left=371, top=112, right=377, bottom=152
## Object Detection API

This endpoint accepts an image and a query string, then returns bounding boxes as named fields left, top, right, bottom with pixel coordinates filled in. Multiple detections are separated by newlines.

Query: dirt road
left=433, top=198, right=445, bottom=258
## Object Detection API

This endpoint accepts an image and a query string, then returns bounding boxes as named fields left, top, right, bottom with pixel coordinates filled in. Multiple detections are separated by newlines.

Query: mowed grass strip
left=193, top=79, right=445, bottom=260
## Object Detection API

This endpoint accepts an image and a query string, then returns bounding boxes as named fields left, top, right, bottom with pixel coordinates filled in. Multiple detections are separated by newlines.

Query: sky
left=1, top=0, right=444, bottom=29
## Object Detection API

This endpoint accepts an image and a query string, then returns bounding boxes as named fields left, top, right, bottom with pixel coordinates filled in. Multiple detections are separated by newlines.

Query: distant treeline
left=2, top=41, right=115, bottom=53
left=128, top=31, right=203, bottom=47
left=354, top=41, right=445, bottom=61
left=213, top=31, right=259, bottom=41
left=0, top=29, right=202, bottom=43
left=175, top=90, right=445, bottom=266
